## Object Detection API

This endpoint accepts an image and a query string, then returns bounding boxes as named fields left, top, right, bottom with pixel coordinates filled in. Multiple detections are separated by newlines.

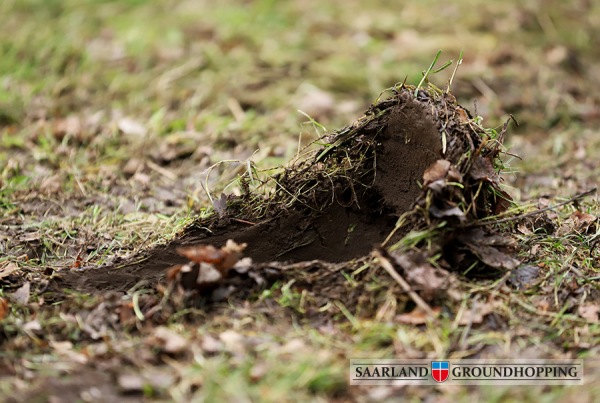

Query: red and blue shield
left=431, top=361, right=449, bottom=382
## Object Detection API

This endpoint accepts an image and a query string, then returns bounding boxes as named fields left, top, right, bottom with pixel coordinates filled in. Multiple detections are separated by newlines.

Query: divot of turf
left=55, top=85, right=510, bottom=295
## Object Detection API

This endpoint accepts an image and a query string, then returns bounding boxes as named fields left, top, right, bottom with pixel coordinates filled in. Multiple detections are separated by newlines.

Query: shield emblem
left=431, top=361, right=449, bottom=382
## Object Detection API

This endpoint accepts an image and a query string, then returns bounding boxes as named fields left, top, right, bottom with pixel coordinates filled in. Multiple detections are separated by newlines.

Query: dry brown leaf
left=456, top=106, right=471, bottom=124
left=535, top=298, right=551, bottom=313
left=168, top=240, right=248, bottom=292
left=393, top=254, right=449, bottom=292
left=118, top=302, right=135, bottom=326
left=176, top=240, right=247, bottom=275
left=572, top=210, right=597, bottom=231
left=23, top=319, right=41, bottom=332
left=457, top=302, right=496, bottom=325
left=0, top=262, right=19, bottom=280
left=8, top=281, right=30, bottom=305
left=390, top=251, right=452, bottom=302
left=458, top=229, right=520, bottom=270
left=493, top=189, right=513, bottom=215
left=508, top=265, right=540, bottom=290
left=19, top=231, right=41, bottom=243
left=557, top=210, right=597, bottom=236
left=396, top=307, right=441, bottom=324
left=469, top=155, right=498, bottom=183
left=177, top=245, right=226, bottom=266
left=423, top=159, right=451, bottom=185
left=463, top=243, right=520, bottom=270
left=166, top=264, right=183, bottom=282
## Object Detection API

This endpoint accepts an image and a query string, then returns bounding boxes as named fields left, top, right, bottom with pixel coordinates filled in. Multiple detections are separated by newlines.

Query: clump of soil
left=186, top=91, right=446, bottom=263
left=57, top=85, right=511, bottom=294
left=180, top=86, right=508, bottom=262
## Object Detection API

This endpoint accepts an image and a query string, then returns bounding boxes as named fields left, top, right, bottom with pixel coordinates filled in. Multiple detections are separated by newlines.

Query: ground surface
left=1, top=0, right=599, bottom=401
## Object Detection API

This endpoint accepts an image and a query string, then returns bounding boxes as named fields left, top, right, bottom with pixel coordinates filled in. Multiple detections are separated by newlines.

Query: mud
left=56, top=95, right=447, bottom=293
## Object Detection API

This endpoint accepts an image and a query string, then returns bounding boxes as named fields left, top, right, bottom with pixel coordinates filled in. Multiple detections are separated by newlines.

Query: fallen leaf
left=0, top=262, right=19, bottom=280
left=396, top=307, right=441, bottom=324
left=560, top=210, right=597, bottom=235
left=71, top=250, right=84, bottom=269
left=154, top=187, right=179, bottom=205
left=458, top=229, right=520, bottom=270
left=535, top=298, right=551, bottom=313
left=571, top=210, right=598, bottom=233
left=391, top=251, right=451, bottom=298
left=423, top=160, right=450, bottom=185
left=456, top=106, right=471, bottom=124
left=18, top=232, right=41, bottom=243
left=508, top=265, right=540, bottom=290
left=176, top=240, right=247, bottom=275
left=493, top=189, right=513, bottom=214
left=177, top=245, right=226, bottom=266
left=166, top=264, right=184, bottom=282
left=456, top=303, right=494, bottom=325
left=140, top=368, right=176, bottom=390
left=463, top=243, right=520, bottom=270
left=469, top=155, right=498, bottom=183
left=8, top=282, right=30, bottom=305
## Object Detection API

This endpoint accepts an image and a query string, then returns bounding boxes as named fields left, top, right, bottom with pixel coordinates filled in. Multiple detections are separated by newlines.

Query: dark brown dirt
left=374, top=99, right=443, bottom=214
left=55, top=97, right=442, bottom=294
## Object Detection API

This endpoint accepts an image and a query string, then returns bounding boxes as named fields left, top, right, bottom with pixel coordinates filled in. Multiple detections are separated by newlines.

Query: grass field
left=1, top=0, right=599, bottom=401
